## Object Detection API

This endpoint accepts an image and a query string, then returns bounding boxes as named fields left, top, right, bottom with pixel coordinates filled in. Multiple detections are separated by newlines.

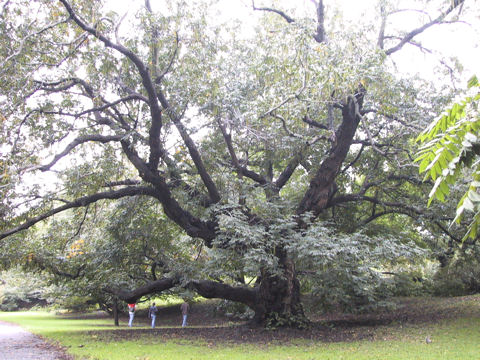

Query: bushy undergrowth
left=431, top=247, right=480, bottom=296
left=0, top=267, right=50, bottom=311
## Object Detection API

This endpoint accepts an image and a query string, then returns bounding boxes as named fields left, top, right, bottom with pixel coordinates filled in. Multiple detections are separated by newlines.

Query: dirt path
left=0, top=321, right=71, bottom=360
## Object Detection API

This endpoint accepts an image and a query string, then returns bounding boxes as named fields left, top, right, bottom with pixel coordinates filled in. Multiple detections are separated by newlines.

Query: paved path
left=0, top=321, right=70, bottom=360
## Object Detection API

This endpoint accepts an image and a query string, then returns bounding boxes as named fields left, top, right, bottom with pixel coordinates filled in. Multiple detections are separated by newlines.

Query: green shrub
left=431, top=245, right=480, bottom=296
left=0, top=268, right=50, bottom=311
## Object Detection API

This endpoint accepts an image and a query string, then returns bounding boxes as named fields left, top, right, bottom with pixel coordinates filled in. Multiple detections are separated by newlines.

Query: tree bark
left=113, top=298, right=119, bottom=326
left=189, top=257, right=307, bottom=328
left=253, top=248, right=307, bottom=327
left=297, top=90, right=365, bottom=218
left=104, top=277, right=178, bottom=303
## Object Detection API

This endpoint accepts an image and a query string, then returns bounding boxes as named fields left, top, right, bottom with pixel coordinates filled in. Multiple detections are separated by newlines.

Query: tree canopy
left=0, top=0, right=475, bottom=326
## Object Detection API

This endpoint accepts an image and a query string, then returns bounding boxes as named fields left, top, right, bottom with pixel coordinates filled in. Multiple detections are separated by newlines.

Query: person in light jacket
left=148, top=303, right=158, bottom=328
left=181, top=301, right=190, bottom=327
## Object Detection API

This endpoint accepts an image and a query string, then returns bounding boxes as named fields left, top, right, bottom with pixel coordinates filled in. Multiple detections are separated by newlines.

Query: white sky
left=104, top=0, right=479, bottom=81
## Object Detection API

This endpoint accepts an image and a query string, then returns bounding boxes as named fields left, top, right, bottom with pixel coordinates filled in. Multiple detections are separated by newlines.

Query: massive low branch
left=105, top=277, right=257, bottom=308
left=190, top=280, right=257, bottom=309
left=105, top=277, right=178, bottom=303
left=0, top=186, right=157, bottom=241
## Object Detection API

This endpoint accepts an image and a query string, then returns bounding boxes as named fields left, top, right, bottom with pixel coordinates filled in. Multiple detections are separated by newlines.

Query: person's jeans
left=128, top=312, right=134, bottom=327
left=151, top=314, right=156, bottom=328
left=182, top=314, right=187, bottom=327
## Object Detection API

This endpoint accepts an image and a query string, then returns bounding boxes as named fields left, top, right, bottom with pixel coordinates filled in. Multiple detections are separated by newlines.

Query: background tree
left=0, top=0, right=474, bottom=326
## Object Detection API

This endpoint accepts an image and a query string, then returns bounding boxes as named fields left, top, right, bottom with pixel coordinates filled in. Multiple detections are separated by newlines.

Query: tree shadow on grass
left=71, top=296, right=480, bottom=345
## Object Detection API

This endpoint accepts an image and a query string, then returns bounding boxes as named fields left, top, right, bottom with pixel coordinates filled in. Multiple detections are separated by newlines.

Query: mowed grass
left=1, top=297, right=480, bottom=360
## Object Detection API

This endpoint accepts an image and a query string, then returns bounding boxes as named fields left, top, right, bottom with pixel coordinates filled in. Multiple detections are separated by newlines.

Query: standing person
left=180, top=300, right=190, bottom=327
left=148, top=302, right=158, bottom=329
left=127, top=303, right=136, bottom=327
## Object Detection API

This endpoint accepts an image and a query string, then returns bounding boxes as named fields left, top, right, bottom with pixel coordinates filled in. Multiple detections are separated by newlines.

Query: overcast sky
left=104, top=0, right=479, bottom=82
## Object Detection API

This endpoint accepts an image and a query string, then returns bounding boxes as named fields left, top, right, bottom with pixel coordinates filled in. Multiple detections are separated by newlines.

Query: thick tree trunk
left=190, top=255, right=307, bottom=328
left=253, top=249, right=307, bottom=328
left=113, top=298, right=119, bottom=326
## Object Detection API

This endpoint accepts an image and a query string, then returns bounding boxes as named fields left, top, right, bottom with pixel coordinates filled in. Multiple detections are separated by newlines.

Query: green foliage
left=292, top=224, right=426, bottom=312
left=431, top=244, right=480, bottom=296
left=0, top=267, right=51, bottom=311
left=265, top=311, right=310, bottom=330
left=46, top=291, right=96, bottom=312
left=390, top=270, right=434, bottom=297
left=215, top=299, right=254, bottom=321
left=416, top=75, right=480, bottom=240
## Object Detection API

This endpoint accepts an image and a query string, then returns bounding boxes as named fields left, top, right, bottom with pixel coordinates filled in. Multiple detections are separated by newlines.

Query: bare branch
left=361, top=108, right=423, bottom=131
left=105, top=179, right=142, bottom=187
left=302, top=114, right=329, bottom=130
left=69, top=205, right=89, bottom=240
left=217, top=117, right=269, bottom=187
left=275, top=151, right=304, bottom=190
left=360, top=117, right=386, bottom=156
left=340, top=144, right=364, bottom=175
left=252, top=0, right=295, bottom=23
left=384, top=0, right=465, bottom=55
left=217, top=117, right=241, bottom=170
left=271, top=113, right=302, bottom=138
left=171, top=116, right=221, bottom=203
left=377, top=4, right=387, bottom=49
left=156, top=32, right=180, bottom=84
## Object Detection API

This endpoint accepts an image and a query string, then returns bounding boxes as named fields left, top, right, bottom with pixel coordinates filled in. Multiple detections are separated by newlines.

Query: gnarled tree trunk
left=254, top=248, right=307, bottom=327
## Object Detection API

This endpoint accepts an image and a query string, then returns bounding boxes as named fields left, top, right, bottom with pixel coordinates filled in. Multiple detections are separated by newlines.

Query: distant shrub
left=431, top=248, right=480, bottom=296
left=0, top=268, right=50, bottom=311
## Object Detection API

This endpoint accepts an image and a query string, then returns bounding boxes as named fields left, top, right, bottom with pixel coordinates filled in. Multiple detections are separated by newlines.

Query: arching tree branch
left=37, top=134, right=124, bottom=171
left=0, top=186, right=159, bottom=240
left=105, top=277, right=178, bottom=303
left=252, top=0, right=295, bottom=23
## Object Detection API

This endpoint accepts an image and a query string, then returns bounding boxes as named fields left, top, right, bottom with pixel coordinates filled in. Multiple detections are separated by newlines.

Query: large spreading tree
left=0, top=0, right=473, bottom=326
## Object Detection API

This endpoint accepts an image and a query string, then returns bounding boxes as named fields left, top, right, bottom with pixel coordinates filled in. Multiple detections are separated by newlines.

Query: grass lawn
left=1, top=296, right=479, bottom=359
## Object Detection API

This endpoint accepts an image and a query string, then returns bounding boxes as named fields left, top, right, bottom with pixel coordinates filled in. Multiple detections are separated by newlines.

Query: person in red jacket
left=127, top=303, right=136, bottom=327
